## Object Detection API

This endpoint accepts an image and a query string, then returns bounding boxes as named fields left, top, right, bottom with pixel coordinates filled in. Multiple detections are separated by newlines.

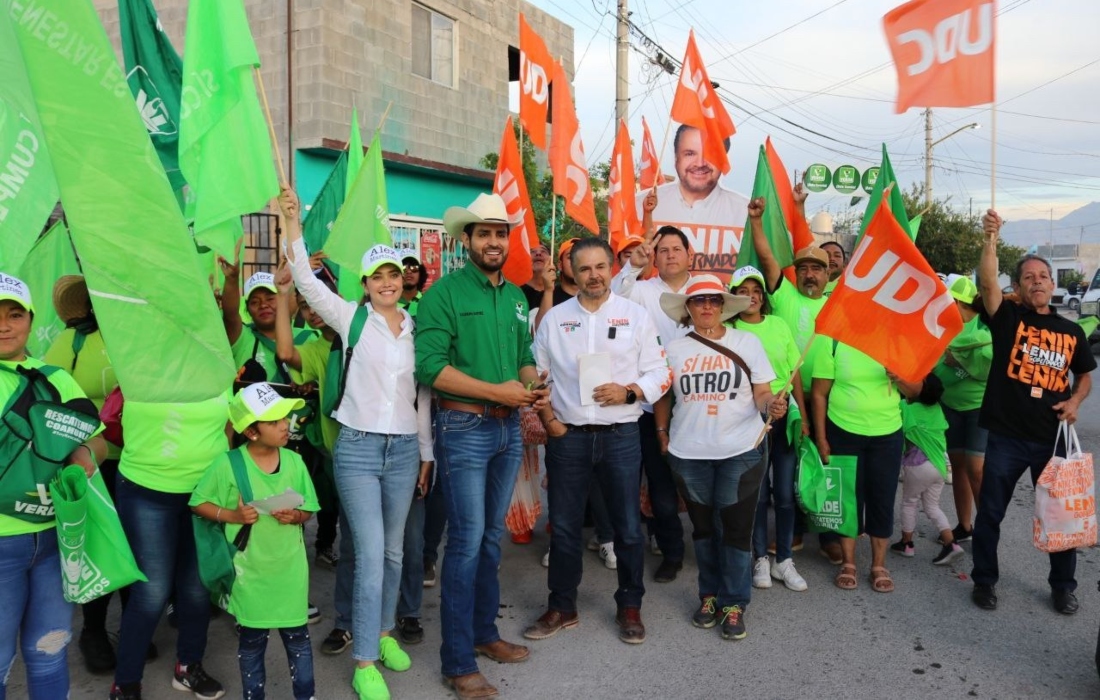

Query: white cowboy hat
left=442, top=193, right=521, bottom=239
left=660, top=274, right=751, bottom=324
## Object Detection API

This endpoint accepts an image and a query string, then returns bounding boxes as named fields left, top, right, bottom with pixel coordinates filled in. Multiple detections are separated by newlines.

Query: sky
left=524, top=0, right=1100, bottom=226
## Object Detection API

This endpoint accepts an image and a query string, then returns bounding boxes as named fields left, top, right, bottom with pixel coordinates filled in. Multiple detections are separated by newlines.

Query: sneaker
left=109, top=682, right=142, bottom=700
left=719, top=605, right=747, bottom=640
left=771, top=558, right=808, bottom=592
left=315, top=545, right=339, bottom=570
left=378, top=636, right=411, bottom=672
left=933, top=542, right=965, bottom=566
left=598, top=542, right=617, bottom=570
left=352, top=664, right=390, bottom=700
left=78, top=627, right=116, bottom=674
left=752, top=556, right=772, bottom=589
left=648, top=535, right=662, bottom=557
left=691, top=595, right=718, bottom=629
left=396, top=616, right=423, bottom=645
left=423, top=560, right=437, bottom=587
left=171, top=661, right=225, bottom=700
left=945, top=523, right=972, bottom=544
left=321, top=628, right=353, bottom=655
left=541, top=547, right=550, bottom=568
left=307, top=602, right=321, bottom=625
left=890, top=540, right=915, bottom=558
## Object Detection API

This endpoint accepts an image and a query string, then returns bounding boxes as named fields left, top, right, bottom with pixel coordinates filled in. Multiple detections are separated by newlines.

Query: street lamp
left=924, top=109, right=980, bottom=207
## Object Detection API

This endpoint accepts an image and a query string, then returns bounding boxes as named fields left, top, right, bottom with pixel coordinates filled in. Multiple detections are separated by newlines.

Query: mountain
left=999, top=202, right=1100, bottom=247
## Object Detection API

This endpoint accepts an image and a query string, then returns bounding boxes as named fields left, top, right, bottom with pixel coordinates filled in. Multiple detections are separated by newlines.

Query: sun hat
left=729, top=265, right=766, bottom=290
left=243, top=272, right=278, bottom=299
left=52, top=275, right=90, bottom=324
left=442, top=193, right=520, bottom=239
left=0, top=274, right=34, bottom=314
left=360, top=244, right=403, bottom=279
left=659, top=274, right=751, bottom=324
left=230, top=382, right=306, bottom=433
left=946, top=274, right=979, bottom=304
left=792, top=245, right=829, bottom=268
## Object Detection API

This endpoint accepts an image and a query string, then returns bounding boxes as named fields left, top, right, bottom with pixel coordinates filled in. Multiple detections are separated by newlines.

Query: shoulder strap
left=331, top=306, right=369, bottom=414
left=69, top=330, right=87, bottom=370
left=688, top=331, right=752, bottom=382
left=227, top=448, right=254, bottom=504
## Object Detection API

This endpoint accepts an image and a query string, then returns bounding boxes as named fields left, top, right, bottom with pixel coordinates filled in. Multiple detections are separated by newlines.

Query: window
left=412, top=3, right=455, bottom=87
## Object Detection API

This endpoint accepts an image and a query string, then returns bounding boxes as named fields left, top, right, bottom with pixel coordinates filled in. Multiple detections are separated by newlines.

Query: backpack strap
left=69, top=330, right=87, bottom=371
left=331, top=306, right=369, bottom=415
left=227, top=448, right=255, bottom=504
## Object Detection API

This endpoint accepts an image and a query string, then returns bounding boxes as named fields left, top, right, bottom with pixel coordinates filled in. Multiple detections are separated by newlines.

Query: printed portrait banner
left=671, top=30, right=736, bottom=175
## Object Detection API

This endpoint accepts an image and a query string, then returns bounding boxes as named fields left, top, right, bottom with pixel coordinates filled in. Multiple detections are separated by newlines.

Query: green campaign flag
left=20, top=221, right=80, bottom=358
left=302, top=149, right=348, bottom=255
left=324, top=131, right=391, bottom=271
left=857, top=144, right=913, bottom=245
left=736, top=145, right=792, bottom=271
left=120, top=0, right=186, bottom=193
left=0, top=10, right=57, bottom=272
left=178, top=0, right=279, bottom=258
left=346, top=109, right=363, bottom=200
left=9, top=0, right=235, bottom=403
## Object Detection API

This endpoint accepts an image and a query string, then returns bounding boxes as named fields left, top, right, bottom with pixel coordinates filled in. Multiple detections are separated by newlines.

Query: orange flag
left=638, top=116, right=663, bottom=189
left=764, top=137, right=814, bottom=253
left=883, top=0, right=995, bottom=113
left=549, top=60, right=599, bottom=235
left=493, top=117, right=538, bottom=287
left=519, top=14, right=554, bottom=149
left=607, top=120, right=640, bottom=253
left=815, top=191, right=962, bottom=383
left=670, top=30, right=736, bottom=175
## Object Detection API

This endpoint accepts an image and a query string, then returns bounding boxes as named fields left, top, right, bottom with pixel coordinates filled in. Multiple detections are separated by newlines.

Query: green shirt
left=415, top=263, right=535, bottom=402
left=814, top=342, right=902, bottom=436
left=769, top=277, right=827, bottom=392
left=824, top=278, right=839, bottom=297
left=189, top=447, right=319, bottom=628
left=231, top=326, right=316, bottom=385
left=291, top=336, right=339, bottom=453
left=119, top=393, right=231, bottom=493
left=399, top=291, right=422, bottom=320
left=43, top=328, right=121, bottom=459
left=731, top=315, right=800, bottom=394
left=934, top=314, right=993, bottom=412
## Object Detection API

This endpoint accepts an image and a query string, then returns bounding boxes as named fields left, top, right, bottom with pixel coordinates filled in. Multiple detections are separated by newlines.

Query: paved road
left=13, top=358, right=1100, bottom=699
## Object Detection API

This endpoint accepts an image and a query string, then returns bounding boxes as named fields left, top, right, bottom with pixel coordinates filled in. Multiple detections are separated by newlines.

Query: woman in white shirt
left=653, top=275, right=786, bottom=642
left=281, top=188, right=432, bottom=700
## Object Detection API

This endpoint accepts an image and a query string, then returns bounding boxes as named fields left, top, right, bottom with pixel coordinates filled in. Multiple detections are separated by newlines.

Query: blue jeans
left=434, top=408, right=522, bottom=678
left=333, top=428, right=419, bottom=661
left=397, top=493, right=426, bottom=619
left=114, top=476, right=209, bottom=685
left=669, top=447, right=765, bottom=609
left=638, top=412, right=685, bottom=561
left=972, top=432, right=1076, bottom=591
left=238, top=625, right=314, bottom=700
left=545, top=423, right=645, bottom=612
left=753, top=413, right=797, bottom=560
left=0, top=531, right=71, bottom=700
left=588, top=480, right=614, bottom=544
left=334, top=508, right=354, bottom=632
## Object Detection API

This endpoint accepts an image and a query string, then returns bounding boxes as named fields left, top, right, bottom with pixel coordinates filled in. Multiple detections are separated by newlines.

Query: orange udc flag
left=493, top=117, right=538, bottom=287
left=815, top=191, right=963, bottom=383
left=638, top=116, right=663, bottom=189
left=883, top=0, right=995, bottom=113
left=607, top=119, right=640, bottom=253
left=519, top=14, right=554, bottom=149
left=670, top=30, right=736, bottom=175
left=764, top=137, right=815, bottom=253
left=549, top=60, right=599, bottom=235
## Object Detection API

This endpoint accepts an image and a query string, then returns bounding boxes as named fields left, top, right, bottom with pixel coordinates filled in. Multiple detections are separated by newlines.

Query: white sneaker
left=587, top=536, right=601, bottom=552
left=752, top=556, right=772, bottom=589
left=541, top=547, right=550, bottom=568
left=771, top=558, right=808, bottom=592
left=598, top=542, right=617, bottom=570
left=649, top=535, right=662, bottom=557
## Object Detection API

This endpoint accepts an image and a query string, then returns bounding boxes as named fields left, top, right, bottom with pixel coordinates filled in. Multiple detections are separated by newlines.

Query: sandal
left=869, top=566, right=894, bottom=593
left=834, top=564, right=857, bottom=590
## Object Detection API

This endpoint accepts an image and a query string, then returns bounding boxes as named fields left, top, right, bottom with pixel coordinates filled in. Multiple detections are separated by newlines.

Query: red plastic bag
left=100, top=386, right=124, bottom=447
left=1034, top=421, right=1097, bottom=553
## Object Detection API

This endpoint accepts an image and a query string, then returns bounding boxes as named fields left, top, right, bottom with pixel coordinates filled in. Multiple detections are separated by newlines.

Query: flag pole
left=252, top=66, right=288, bottom=185
left=753, top=332, right=818, bottom=449
left=375, top=101, right=394, bottom=134
left=654, top=117, right=676, bottom=193
left=990, top=101, right=997, bottom=209
left=550, top=194, right=557, bottom=258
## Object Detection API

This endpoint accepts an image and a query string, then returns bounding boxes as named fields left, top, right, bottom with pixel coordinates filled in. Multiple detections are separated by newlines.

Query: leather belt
left=437, top=399, right=513, bottom=420
left=565, top=423, right=616, bottom=433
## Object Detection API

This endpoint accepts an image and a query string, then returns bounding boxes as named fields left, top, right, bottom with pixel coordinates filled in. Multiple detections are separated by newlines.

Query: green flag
left=178, top=0, right=279, bottom=258
left=736, top=145, right=792, bottom=271
left=324, top=131, right=391, bottom=271
left=120, top=0, right=186, bottom=192
left=20, top=221, right=80, bottom=358
left=9, top=0, right=235, bottom=402
left=0, top=9, right=57, bottom=271
left=347, top=109, right=363, bottom=199
left=857, top=144, right=913, bottom=244
left=302, top=149, right=348, bottom=255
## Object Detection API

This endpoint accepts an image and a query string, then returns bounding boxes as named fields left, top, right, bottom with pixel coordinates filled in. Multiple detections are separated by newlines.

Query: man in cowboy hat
left=415, top=192, right=550, bottom=700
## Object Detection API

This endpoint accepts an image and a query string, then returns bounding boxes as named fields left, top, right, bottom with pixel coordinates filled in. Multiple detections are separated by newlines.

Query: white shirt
left=665, top=328, right=776, bottom=460
left=290, top=239, right=433, bottom=461
left=610, top=264, right=691, bottom=348
left=635, top=181, right=749, bottom=278
left=534, top=293, right=671, bottom=426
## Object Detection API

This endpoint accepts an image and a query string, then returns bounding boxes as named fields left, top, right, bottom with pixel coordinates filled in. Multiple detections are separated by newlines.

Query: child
left=191, top=383, right=320, bottom=700
left=890, top=374, right=964, bottom=566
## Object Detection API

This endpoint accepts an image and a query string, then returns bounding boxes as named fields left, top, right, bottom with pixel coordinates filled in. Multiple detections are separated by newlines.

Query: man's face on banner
left=674, top=127, right=720, bottom=197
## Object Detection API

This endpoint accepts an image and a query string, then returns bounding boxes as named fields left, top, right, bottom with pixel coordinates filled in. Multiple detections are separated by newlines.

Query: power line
left=709, top=0, right=850, bottom=63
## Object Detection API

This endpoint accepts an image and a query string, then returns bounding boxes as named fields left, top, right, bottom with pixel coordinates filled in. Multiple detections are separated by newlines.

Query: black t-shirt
left=521, top=283, right=574, bottom=311
left=979, top=301, right=1096, bottom=443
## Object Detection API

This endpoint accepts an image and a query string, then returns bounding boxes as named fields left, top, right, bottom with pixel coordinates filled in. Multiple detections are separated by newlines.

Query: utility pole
left=616, top=0, right=629, bottom=125
left=924, top=108, right=933, bottom=208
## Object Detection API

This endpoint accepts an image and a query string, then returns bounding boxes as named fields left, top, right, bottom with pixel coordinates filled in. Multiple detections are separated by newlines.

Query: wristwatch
left=625, top=388, right=637, bottom=405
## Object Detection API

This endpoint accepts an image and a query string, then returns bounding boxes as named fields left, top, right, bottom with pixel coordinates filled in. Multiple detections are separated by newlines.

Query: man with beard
left=533, top=239, right=580, bottom=330
left=399, top=253, right=429, bottom=318
left=635, top=125, right=748, bottom=280
left=820, top=241, right=847, bottom=296
left=415, top=193, right=549, bottom=700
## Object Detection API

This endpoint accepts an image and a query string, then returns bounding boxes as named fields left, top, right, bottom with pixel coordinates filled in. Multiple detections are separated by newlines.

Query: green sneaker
left=378, top=636, right=411, bottom=672
left=352, top=665, right=390, bottom=700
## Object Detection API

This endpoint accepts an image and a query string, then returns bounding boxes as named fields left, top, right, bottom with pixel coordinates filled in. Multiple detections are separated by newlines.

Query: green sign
left=803, top=164, right=831, bottom=193
left=833, top=165, right=859, bottom=194
left=861, top=166, right=880, bottom=194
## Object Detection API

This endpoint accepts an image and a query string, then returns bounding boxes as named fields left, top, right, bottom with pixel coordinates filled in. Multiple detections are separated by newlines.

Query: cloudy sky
left=525, top=0, right=1100, bottom=225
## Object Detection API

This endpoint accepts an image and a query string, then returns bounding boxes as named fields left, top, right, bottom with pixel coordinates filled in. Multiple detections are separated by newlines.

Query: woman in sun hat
left=653, top=274, right=786, bottom=642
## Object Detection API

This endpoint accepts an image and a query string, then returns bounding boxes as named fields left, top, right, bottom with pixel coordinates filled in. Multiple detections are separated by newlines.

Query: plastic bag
left=1034, top=421, right=1097, bottom=553
left=797, top=440, right=858, bottom=539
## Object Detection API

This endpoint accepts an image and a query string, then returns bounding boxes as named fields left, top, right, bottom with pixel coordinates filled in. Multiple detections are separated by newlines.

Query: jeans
left=114, top=476, right=209, bottom=685
left=588, top=480, right=615, bottom=544
left=972, top=432, right=1076, bottom=591
left=545, top=423, right=645, bottom=612
left=434, top=408, right=522, bottom=678
left=638, top=411, right=684, bottom=561
left=238, top=625, right=314, bottom=700
left=333, top=428, right=419, bottom=661
left=669, top=447, right=765, bottom=609
left=312, top=454, right=339, bottom=551
left=0, top=531, right=71, bottom=700
left=397, top=493, right=426, bottom=619
left=753, top=413, right=797, bottom=561
left=334, top=508, right=354, bottom=632
left=824, top=420, right=905, bottom=539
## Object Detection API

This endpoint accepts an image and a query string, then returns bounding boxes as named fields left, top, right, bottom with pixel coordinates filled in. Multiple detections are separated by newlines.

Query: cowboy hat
left=52, top=275, right=89, bottom=324
left=442, top=193, right=521, bottom=239
left=660, top=274, right=750, bottom=324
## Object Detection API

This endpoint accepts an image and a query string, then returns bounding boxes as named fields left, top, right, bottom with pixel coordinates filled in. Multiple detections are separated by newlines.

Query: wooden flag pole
left=253, top=66, right=287, bottom=185
left=375, top=101, right=394, bottom=135
left=753, top=332, right=818, bottom=449
left=990, top=102, right=997, bottom=209
left=550, top=194, right=557, bottom=257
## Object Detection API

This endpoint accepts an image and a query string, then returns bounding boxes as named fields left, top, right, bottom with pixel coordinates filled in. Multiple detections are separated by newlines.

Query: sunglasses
left=403, top=263, right=420, bottom=271
left=688, top=294, right=725, bottom=307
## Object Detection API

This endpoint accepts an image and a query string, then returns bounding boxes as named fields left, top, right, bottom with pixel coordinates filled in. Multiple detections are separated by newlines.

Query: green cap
left=946, top=274, right=978, bottom=304
left=230, top=382, right=305, bottom=433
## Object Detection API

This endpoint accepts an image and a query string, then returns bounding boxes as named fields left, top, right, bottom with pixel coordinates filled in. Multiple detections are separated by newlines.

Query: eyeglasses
left=688, top=294, right=725, bottom=308
left=403, top=263, right=420, bottom=271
